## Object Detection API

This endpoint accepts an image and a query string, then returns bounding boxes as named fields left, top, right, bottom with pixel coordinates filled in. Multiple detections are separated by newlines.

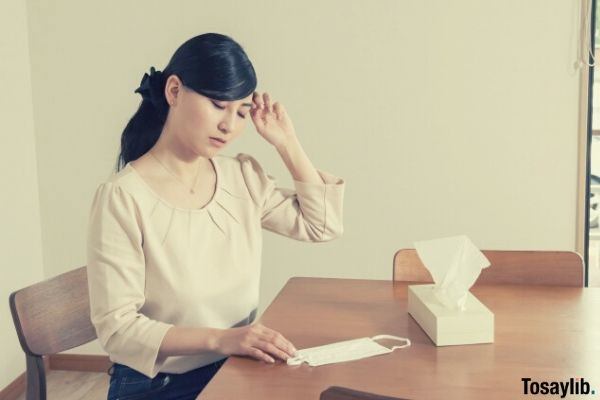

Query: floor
left=16, top=370, right=109, bottom=400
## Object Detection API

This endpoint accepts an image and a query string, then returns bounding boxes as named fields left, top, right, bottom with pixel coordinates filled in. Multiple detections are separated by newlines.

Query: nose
left=218, top=113, right=236, bottom=134
left=217, top=122, right=229, bottom=134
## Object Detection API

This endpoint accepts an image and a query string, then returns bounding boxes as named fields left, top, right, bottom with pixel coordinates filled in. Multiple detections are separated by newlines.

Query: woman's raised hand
left=214, top=323, right=298, bottom=363
left=250, top=92, right=298, bottom=150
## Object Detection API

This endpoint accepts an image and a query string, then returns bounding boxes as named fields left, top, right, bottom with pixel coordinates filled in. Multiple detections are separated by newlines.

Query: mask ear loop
left=371, top=334, right=412, bottom=350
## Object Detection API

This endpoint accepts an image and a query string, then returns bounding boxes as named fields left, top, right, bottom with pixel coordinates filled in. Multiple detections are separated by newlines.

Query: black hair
left=116, top=33, right=257, bottom=171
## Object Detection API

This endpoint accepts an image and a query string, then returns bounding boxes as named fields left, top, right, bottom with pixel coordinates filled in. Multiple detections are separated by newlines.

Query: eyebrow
left=213, top=100, right=253, bottom=108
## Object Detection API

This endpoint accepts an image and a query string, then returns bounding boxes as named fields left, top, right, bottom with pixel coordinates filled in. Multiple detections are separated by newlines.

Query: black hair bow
left=134, top=66, right=168, bottom=120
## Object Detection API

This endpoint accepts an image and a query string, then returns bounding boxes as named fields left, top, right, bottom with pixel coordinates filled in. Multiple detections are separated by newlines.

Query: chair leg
left=26, top=354, right=46, bottom=400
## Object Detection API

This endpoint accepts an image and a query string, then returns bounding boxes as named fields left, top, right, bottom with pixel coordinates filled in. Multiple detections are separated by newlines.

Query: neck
left=149, top=128, right=211, bottom=181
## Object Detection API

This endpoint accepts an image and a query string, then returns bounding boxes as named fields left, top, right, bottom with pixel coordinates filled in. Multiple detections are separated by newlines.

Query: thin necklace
left=149, top=151, right=201, bottom=194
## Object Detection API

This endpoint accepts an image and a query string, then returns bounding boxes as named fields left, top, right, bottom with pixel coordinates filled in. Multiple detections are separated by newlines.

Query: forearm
left=157, top=323, right=298, bottom=365
left=276, top=137, right=324, bottom=184
left=157, top=326, right=222, bottom=360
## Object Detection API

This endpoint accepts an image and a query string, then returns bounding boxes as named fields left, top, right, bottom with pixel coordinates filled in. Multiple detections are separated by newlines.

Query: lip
left=209, top=137, right=227, bottom=147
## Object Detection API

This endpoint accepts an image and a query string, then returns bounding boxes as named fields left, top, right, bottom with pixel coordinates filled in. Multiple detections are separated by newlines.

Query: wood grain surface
left=199, top=277, right=600, bottom=400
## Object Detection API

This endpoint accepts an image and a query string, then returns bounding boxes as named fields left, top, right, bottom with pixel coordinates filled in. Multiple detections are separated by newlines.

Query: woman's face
left=165, top=75, right=253, bottom=158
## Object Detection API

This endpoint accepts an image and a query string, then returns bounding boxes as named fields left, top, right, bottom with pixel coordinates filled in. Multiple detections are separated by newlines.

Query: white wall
left=5, top=0, right=583, bottom=361
left=0, top=0, right=45, bottom=389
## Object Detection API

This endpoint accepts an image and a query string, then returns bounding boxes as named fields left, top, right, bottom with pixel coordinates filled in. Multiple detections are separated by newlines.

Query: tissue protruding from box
left=415, top=235, right=491, bottom=311
left=407, top=284, right=494, bottom=346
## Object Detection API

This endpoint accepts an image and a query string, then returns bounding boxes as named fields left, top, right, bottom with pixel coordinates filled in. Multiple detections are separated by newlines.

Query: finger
left=258, top=340, right=291, bottom=361
left=273, top=102, right=285, bottom=120
left=262, top=329, right=297, bottom=356
left=251, top=107, right=266, bottom=128
left=263, top=92, right=272, bottom=113
left=248, top=347, right=275, bottom=364
left=251, top=93, right=268, bottom=123
left=253, top=92, right=264, bottom=109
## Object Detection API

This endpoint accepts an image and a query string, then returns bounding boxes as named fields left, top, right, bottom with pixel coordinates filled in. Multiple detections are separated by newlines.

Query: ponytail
left=116, top=67, right=169, bottom=171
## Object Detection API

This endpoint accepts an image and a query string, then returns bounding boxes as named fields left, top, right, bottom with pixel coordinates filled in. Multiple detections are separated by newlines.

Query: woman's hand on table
left=214, top=323, right=298, bottom=364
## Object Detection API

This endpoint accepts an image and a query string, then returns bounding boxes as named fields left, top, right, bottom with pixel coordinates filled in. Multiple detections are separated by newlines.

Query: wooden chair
left=393, top=249, right=584, bottom=287
left=9, top=266, right=97, bottom=400
left=320, top=386, right=410, bottom=400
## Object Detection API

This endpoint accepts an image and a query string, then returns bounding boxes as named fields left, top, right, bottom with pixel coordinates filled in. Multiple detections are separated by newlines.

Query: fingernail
left=268, top=358, right=275, bottom=363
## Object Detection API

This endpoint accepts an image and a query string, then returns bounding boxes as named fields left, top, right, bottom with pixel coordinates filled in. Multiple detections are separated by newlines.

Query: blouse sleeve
left=86, top=182, right=173, bottom=378
left=238, top=153, right=345, bottom=242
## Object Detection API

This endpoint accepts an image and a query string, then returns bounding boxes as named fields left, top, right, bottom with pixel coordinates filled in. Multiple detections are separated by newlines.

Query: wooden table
left=198, top=277, right=600, bottom=399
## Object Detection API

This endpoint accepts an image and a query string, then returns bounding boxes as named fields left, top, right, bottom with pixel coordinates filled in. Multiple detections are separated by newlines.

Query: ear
left=164, top=74, right=183, bottom=106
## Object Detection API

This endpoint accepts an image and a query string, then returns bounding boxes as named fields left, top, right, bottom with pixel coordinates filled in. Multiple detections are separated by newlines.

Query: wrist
left=275, top=135, right=300, bottom=154
left=158, top=326, right=224, bottom=358
left=207, top=327, right=224, bottom=353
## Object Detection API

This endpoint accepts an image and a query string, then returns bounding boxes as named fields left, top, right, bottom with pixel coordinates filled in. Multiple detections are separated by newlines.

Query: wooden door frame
left=576, top=0, right=597, bottom=286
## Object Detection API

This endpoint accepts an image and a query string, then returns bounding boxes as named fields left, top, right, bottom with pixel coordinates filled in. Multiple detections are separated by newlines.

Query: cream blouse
left=86, top=153, right=344, bottom=378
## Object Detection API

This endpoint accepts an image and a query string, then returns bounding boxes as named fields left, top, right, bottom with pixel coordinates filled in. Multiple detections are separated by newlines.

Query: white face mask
left=286, top=335, right=411, bottom=367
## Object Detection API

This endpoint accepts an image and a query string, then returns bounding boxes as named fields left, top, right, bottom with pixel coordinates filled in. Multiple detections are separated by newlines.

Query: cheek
left=232, top=120, right=248, bottom=137
left=180, top=106, right=214, bottom=133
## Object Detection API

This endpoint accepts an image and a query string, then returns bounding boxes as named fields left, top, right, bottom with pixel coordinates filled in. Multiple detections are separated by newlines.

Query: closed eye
left=213, top=101, right=247, bottom=119
left=212, top=101, right=225, bottom=110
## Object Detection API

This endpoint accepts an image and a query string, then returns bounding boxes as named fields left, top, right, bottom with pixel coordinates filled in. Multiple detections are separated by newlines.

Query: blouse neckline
left=125, top=157, right=220, bottom=213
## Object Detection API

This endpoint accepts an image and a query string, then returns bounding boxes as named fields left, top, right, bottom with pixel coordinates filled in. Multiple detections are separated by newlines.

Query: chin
left=198, top=147, right=220, bottom=158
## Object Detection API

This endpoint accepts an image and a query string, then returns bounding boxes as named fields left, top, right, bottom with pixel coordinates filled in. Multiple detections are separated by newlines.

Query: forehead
left=216, top=95, right=253, bottom=107
left=233, top=93, right=254, bottom=103
left=183, top=86, right=253, bottom=105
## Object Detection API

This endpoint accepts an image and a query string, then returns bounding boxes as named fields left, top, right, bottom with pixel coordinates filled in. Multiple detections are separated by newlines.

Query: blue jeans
left=106, top=358, right=227, bottom=400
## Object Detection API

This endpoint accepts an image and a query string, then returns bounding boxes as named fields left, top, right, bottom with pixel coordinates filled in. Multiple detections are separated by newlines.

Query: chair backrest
left=320, top=386, right=410, bottom=400
left=9, top=266, right=97, bottom=356
left=393, top=249, right=584, bottom=287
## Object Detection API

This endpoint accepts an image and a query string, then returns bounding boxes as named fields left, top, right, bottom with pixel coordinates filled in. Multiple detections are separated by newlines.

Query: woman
left=86, top=33, right=345, bottom=400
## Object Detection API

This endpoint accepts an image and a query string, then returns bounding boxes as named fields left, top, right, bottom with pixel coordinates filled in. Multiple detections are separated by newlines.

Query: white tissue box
left=407, top=284, right=494, bottom=346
